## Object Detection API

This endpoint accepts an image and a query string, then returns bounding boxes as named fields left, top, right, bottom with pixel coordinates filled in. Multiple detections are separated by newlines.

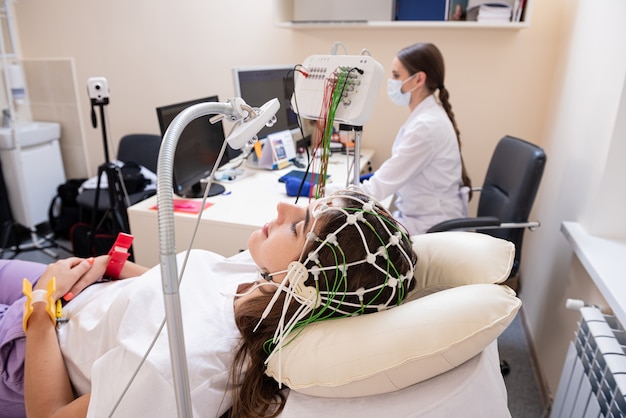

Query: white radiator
left=551, top=306, right=626, bottom=417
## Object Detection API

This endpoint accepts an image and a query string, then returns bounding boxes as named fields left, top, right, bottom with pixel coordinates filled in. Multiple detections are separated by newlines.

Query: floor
left=4, top=232, right=550, bottom=417
left=499, top=311, right=550, bottom=417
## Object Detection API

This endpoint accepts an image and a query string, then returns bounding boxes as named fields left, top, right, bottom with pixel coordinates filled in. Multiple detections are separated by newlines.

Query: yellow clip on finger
left=56, top=299, right=63, bottom=319
left=22, top=277, right=56, bottom=333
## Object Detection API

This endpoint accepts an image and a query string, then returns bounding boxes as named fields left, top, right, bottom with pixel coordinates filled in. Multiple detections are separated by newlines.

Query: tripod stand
left=87, top=96, right=133, bottom=256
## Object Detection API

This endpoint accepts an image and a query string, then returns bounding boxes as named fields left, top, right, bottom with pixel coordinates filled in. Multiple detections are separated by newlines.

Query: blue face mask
left=387, top=75, right=416, bottom=107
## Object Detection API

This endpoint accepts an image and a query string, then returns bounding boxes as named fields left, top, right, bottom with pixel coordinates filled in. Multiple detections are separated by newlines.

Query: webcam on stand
left=87, top=77, right=110, bottom=105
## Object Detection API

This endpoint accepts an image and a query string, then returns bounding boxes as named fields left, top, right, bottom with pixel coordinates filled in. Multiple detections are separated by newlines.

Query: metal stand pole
left=88, top=100, right=132, bottom=255
left=352, top=126, right=363, bottom=185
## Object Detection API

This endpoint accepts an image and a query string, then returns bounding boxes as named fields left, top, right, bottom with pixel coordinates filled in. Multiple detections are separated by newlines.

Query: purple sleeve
left=0, top=259, right=47, bottom=415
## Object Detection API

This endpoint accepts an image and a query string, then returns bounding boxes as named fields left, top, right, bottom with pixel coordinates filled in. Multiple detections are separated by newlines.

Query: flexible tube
left=156, top=101, right=233, bottom=418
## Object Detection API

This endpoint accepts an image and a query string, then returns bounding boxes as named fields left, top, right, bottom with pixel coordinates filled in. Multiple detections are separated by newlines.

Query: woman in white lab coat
left=360, top=42, right=471, bottom=235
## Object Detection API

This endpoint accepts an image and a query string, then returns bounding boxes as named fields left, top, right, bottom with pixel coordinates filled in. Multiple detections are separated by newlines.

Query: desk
left=128, top=149, right=374, bottom=266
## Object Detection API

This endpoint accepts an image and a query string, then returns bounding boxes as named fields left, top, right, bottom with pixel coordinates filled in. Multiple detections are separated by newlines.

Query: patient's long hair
left=229, top=191, right=417, bottom=417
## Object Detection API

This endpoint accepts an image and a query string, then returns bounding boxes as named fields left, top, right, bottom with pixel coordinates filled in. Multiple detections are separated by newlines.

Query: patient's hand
left=80, top=255, right=149, bottom=282
left=82, top=255, right=109, bottom=282
left=34, top=257, right=94, bottom=300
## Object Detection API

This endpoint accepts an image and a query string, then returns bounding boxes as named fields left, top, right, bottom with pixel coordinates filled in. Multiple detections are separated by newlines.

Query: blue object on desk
left=285, top=177, right=313, bottom=197
left=359, top=172, right=374, bottom=182
left=279, top=169, right=328, bottom=184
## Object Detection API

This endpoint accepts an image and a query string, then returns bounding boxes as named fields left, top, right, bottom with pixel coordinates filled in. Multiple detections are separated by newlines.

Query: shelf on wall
left=274, top=0, right=531, bottom=30
left=274, top=21, right=529, bottom=30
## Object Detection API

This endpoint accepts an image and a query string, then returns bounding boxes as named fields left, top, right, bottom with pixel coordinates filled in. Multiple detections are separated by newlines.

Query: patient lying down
left=0, top=189, right=416, bottom=418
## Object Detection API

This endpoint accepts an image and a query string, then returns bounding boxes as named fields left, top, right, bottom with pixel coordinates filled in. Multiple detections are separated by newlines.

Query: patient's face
left=248, top=201, right=313, bottom=279
left=238, top=201, right=314, bottom=309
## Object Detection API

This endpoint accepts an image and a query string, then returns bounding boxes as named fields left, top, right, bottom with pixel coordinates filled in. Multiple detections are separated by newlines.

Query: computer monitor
left=156, top=95, right=234, bottom=198
left=232, top=65, right=299, bottom=140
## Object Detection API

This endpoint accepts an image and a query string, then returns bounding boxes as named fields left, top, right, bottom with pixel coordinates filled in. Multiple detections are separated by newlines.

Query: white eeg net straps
left=238, top=188, right=416, bottom=381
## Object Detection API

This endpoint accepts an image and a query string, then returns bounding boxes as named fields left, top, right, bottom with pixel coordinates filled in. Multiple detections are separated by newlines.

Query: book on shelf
left=393, top=0, right=526, bottom=23
left=463, top=0, right=525, bottom=22
left=478, top=3, right=512, bottom=22
left=513, top=0, right=526, bottom=22
left=395, top=0, right=447, bottom=21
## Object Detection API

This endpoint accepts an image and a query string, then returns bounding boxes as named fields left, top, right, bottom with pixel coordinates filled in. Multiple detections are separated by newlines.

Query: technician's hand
left=33, top=257, right=94, bottom=301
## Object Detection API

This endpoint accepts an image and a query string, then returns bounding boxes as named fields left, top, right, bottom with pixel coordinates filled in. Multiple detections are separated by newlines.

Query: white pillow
left=408, top=230, right=515, bottom=300
left=265, top=232, right=521, bottom=398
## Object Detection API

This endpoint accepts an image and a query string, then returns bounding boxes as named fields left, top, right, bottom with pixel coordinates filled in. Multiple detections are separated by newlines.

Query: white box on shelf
left=293, top=0, right=394, bottom=22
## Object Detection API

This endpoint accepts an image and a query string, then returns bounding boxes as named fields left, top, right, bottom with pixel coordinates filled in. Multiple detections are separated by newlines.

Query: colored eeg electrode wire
left=309, top=66, right=358, bottom=199
left=290, top=63, right=363, bottom=201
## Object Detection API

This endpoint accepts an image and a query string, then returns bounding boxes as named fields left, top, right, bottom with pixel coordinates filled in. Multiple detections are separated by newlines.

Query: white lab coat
left=359, top=94, right=467, bottom=235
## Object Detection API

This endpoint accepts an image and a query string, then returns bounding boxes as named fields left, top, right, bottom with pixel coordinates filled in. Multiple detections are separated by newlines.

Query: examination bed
left=273, top=230, right=519, bottom=417
left=281, top=341, right=507, bottom=417
left=56, top=230, right=518, bottom=417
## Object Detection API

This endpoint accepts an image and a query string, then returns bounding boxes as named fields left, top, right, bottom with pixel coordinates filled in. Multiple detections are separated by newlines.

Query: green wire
left=262, top=197, right=414, bottom=354
left=317, top=68, right=351, bottom=197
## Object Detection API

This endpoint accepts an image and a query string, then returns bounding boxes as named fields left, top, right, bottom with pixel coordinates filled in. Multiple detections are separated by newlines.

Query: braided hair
left=397, top=42, right=472, bottom=194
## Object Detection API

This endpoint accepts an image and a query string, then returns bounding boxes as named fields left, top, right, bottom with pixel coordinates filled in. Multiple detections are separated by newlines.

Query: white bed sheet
left=280, top=341, right=510, bottom=417
left=56, top=250, right=257, bottom=418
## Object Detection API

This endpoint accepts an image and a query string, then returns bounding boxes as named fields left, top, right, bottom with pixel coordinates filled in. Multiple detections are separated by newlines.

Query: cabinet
left=274, top=0, right=531, bottom=29
left=0, top=122, right=66, bottom=230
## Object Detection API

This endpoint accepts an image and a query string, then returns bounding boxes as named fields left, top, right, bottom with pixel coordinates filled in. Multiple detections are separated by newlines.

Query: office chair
left=426, top=135, right=546, bottom=375
left=427, top=135, right=546, bottom=280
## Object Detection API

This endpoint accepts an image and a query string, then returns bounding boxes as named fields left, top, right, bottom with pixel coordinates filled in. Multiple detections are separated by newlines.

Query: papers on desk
left=254, top=130, right=297, bottom=170
left=150, top=199, right=214, bottom=214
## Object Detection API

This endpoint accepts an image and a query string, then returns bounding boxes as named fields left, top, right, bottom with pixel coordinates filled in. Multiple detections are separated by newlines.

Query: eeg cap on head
left=249, top=188, right=417, bottom=371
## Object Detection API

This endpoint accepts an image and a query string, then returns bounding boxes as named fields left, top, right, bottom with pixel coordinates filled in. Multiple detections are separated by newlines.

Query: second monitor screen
left=233, top=65, right=298, bottom=139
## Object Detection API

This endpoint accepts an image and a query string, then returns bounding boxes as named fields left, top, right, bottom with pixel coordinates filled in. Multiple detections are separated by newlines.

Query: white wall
left=520, top=0, right=626, bottom=394
left=12, top=0, right=564, bottom=185
left=582, top=78, right=626, bottom=239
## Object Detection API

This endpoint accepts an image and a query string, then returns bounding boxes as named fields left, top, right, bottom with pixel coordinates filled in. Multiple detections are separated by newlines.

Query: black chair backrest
left=117, top=134, right=162, bottom=174
left=478, top=135, right=546, bottom=272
